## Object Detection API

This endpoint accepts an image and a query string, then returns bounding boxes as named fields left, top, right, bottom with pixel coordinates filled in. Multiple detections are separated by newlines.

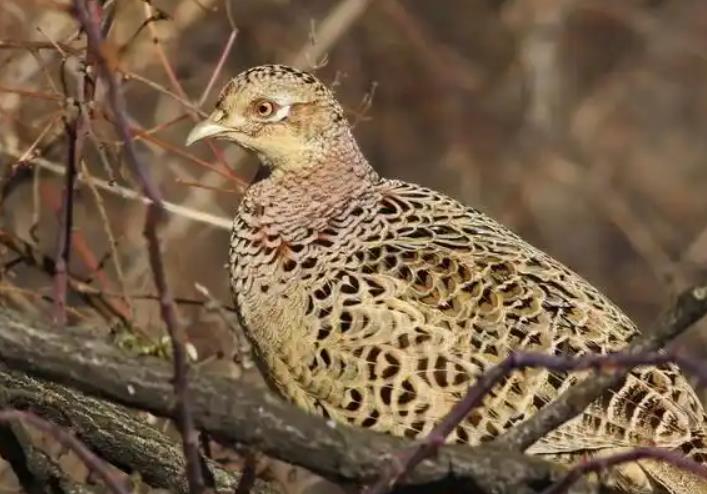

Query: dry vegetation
left=1, top=0, right=707, bottom=493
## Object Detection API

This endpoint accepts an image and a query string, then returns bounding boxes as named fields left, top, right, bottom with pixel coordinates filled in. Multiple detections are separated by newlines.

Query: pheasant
left=186, top=64, right=707, bottom=493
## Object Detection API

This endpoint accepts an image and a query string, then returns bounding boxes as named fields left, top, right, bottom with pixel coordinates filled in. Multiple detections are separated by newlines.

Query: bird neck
left=241, top=131, right=379, bottom=238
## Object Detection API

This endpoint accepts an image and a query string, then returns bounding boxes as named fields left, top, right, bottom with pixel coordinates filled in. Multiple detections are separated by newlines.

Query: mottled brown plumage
left=186, top=64, right=707, bottom=493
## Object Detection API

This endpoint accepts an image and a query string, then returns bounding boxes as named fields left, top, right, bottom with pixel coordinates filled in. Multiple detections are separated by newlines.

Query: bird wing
left=302, top=179, right=704, bottom=453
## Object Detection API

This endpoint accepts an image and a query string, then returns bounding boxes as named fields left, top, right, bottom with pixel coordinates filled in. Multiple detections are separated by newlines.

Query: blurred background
left=1, top=0, right=707, bottom=492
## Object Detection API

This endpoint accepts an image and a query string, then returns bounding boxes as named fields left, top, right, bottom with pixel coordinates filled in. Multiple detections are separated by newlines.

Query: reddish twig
left=0, top=409, right=130, bottom=494
left=364, top=339, right=707, bottom=493
left=41, top=182, right=132, bottom=320
left=72, top=1, right=205, bottom=492
left=140, top=1, right=236, bottom=182
left=542, top=447, right=707, bottom=494
left=53, top=11, right=116, bottom=325
left=144, top=205, right=206, bottom=494
left=198, top=28, right=238, bottom=107
left=496, top=283, right=707, bottom=451
left=52, top=118, right=79, bottom=326
left=234, top=451, right=258, bottom=494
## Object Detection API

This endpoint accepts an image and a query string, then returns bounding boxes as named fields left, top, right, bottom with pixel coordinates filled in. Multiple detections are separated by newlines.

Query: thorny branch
left=72, top=1, right=205, bottom=492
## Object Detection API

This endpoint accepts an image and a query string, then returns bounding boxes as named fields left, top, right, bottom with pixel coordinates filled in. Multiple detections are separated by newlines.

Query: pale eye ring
left=254, top=100, right=275, bottom=117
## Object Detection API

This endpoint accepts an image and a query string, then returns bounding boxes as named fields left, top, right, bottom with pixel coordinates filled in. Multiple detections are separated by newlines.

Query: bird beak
left=185, top=120, right=230, bottom=146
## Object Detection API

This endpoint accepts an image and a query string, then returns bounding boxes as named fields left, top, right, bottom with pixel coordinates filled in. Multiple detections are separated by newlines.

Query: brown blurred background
left=1, top=0, right=707, bottom=492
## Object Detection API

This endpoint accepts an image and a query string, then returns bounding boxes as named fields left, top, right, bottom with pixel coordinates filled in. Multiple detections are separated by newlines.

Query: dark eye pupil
left=259, top=104, right=270, bottom=114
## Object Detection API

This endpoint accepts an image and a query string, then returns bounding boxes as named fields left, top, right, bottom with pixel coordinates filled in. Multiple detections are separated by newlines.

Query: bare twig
left=543, top=447, right=707, bottom=494
left=52, top=118, right=79, bottom=326
left=364, top=339, right=707, bottom=494
left=0, top=230, right=127, bottom=322
left=234, top=452, right=258, bottom=494
left=0, top=409, right=130, bottom=494
left=291, top=0, right=372, bottom=69
left=144, top=205, right=206, bottom=493
left=72, top=0, right=205, bottom=491
left=141, top=0, right=233, bottom=179
left=198, top=28, right=238, bottom=107
left=194, top=283, right=253, bottom=370
left=0, top=84, right=63, bottom=101
left=495, top=283, right=707, bottom=451
left=18, top=153, right=232, bottom=229
left=52, top=36, right=98, bottom=326
left=0, top=39, right=80, bottom=54
left=80, top=160, right=133, bottom=319
left=8, top=113, right=61, bottom=169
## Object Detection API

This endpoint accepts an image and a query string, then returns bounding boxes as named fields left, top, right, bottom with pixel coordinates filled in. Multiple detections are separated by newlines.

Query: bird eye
left=254, top=100, right=275, bottom=117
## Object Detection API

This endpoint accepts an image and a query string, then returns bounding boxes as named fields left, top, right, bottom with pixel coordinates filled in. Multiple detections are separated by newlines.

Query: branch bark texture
left=0, top=308, right=587, bottom=494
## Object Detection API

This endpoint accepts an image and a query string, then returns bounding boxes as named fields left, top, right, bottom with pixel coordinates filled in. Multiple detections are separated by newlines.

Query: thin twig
left=363, top=338, right=707, bottom=494
left=291, top=0, right=372, bottom=69
left=0, top=84, right=63, bottom=101
left=80, top=160, right=133, bottom=319
left=141, top=0, right=232, bottom=177
left=145, top=205, right=206, bottom=493
left=19, top=154, right=232, bottom=229
left=8, top=113, right=62, bottom=169
left=125, top=70, right=204, bottom=115
left=0, top=409, right=130, bottom=494
left=0, top=39, right=80, bottom=54
left=543, top=447, right=707, bottom=494
left=52, top=118, right=79, bottom=326
left=495, top=283, right=707, bottom=452
left=234, top=451, right=258, bottom=494
left=73, top=0, right=205, bottom=491
left=198, top=28, right=238, bottom=107
left=194, top=283, right=253, bottom=370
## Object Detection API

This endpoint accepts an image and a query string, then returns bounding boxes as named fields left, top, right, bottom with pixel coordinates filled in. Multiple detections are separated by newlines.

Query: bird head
left=186, top=64, right=348, bottom=171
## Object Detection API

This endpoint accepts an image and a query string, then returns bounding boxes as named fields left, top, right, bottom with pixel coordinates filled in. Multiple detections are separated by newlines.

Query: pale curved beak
left=185, top=120, right=230, bottom=146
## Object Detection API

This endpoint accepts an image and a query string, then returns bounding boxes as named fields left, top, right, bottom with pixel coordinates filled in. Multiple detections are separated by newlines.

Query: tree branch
left=0, top=410, right=130, bottom=494
left=0, top=307, right=589, bottom=494
left=0, top=366, right=276, bottom=494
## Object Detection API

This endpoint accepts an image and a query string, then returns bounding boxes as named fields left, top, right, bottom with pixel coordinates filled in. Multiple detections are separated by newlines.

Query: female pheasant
left=186, top=64, right=707, bottom=493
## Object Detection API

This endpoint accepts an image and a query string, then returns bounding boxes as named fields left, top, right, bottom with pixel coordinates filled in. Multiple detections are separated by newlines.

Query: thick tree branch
left=0, top=417, right=105, bottom=494
left=0, top=410, right=129, bottom=494
left=0, top=366, right=275, bottom=494
left=1, top=284, right=704, bottom=493
left=0, top=308, right=588, bottom=494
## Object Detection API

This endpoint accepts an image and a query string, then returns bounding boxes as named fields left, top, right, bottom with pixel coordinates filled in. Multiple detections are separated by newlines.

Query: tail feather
left=639, top=433, right=707, bottom=494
